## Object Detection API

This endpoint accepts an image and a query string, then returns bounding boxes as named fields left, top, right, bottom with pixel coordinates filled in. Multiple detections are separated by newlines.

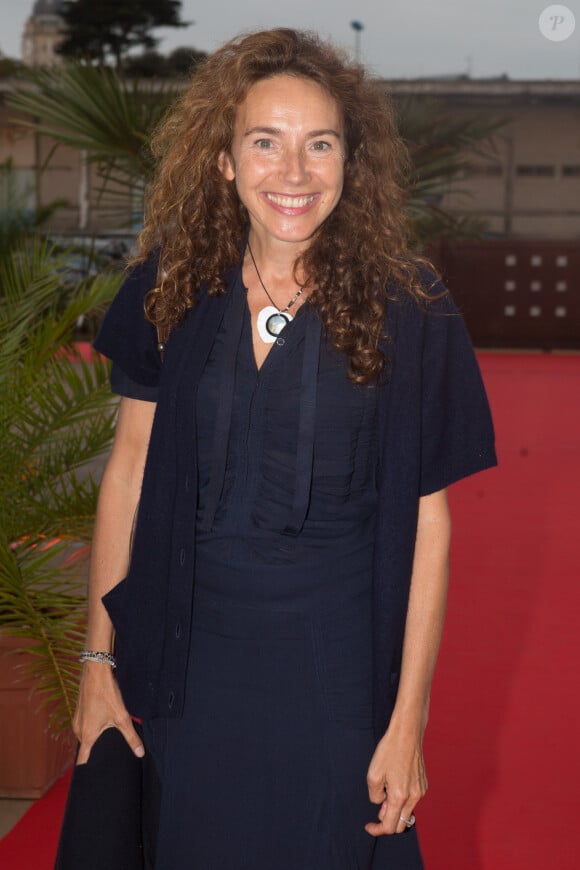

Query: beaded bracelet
left=79, top=650, right=116, bottom=669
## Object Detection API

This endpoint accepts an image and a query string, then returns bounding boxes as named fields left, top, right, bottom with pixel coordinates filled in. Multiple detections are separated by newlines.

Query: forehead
left=234, top=74, right=343, bottom=131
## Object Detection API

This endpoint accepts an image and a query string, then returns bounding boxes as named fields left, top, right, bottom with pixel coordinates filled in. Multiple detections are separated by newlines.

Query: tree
left=124, top=46, right=207, bottom=79
left=0, top=56, right=23, bottom=78
left=164, top=46, right=206, bottom=77
left=58, top=0, right=189, bottom=71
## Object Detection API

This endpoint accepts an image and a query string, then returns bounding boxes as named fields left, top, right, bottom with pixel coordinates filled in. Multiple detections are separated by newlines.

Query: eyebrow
left=243, top=126, right=342, bottom=139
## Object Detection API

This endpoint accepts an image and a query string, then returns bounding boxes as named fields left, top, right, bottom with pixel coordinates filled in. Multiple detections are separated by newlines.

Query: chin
left=268, top=225, right=321, bottom=246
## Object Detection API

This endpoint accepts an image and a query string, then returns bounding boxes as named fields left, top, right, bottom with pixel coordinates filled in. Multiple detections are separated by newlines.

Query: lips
left=265, top=193, right=316, bottom=208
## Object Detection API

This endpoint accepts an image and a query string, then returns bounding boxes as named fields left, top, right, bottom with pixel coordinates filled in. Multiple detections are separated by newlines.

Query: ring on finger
left=399, top=813, right=416, bottom=828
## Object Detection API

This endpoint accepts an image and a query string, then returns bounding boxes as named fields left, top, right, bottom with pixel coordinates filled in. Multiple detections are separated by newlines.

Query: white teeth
left=266, top=193, right=315, bottom=208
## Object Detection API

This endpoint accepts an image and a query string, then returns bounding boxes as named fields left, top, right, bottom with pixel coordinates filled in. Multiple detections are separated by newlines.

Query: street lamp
left=350, top=20, right=364, bottom=63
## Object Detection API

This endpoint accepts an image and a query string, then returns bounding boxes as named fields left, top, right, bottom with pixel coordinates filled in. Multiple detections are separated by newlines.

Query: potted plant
left=0, top=237, right=120, bottom=797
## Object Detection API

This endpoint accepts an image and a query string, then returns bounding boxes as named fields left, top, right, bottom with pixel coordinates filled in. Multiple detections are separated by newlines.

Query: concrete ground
left=0, top=798, right=34, bottom=838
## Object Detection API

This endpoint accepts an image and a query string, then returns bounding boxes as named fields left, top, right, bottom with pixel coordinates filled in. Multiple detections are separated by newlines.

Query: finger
left=364, top=799, right=386, bottom=837
left=117, top=717, right=145, bottom=758
left=366, top=774, right=387, bottom=805
left=75, top=723, right=116, bottom=765
left=396, top=807, right=416, bottom=834
left=368, top=791, right=411, bottom=835
left=365, top=820, right=385, bottom=837
left=364, top=806, right=416, bottom=838
left=76, top=720, right=144, bottom=765
left=382, top=796, right=411, bottom=834
left=75, top=739, right=93, bottom=766
left=368, top=786, right=387, bottom=804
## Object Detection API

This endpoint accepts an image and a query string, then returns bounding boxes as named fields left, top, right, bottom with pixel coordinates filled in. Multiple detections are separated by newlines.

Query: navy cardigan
left=94, top=256, right=497, bottom=739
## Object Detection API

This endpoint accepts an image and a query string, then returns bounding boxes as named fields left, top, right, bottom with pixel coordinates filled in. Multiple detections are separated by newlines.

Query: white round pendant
left=256, top=305, right=293, bottom=343
left=266, top=312, right=290, bottom=336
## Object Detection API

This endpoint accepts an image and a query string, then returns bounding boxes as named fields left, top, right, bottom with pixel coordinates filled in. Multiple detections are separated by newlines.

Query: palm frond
left=8, top=64, right=178, bottom=215
left=0, top=532, right=87, bottom=731
left=397, top=96, right=505, bottom=243
left=0, top=240, right=120, bottom=730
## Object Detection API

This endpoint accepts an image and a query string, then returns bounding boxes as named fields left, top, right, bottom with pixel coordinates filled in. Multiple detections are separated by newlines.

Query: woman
left=70, top=28, right=496, bottom=870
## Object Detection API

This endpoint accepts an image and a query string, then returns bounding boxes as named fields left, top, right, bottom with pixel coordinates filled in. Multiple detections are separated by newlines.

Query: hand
left=364, top=721, right=427, bottom=836
left=73, top=661, right=144, bottom=765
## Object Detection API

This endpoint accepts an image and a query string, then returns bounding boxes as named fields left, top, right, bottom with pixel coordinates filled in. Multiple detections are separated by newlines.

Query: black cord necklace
left=247, top=241, right=304, bottom=344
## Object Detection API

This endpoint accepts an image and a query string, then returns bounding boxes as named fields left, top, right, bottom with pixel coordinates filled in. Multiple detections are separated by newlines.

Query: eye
left=311, top=140, right=331, bottom=152
left=255, top=138, right=274, bottom=149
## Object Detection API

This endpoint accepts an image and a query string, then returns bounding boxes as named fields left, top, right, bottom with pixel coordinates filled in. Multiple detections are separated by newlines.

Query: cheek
left=234, top=155, right=269, bottom=190
left=231, top=162, right=264, bottom=210
left=328, top=163, right=345, bottom=199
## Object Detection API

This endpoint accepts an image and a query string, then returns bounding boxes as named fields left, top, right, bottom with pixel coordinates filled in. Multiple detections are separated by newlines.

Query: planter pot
left=0, top=634, right=75, bottom=798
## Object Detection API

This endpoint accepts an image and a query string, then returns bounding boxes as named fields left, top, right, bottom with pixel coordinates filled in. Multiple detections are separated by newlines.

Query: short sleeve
left=110, top=363, right=159, bottom=402
left=419, top=279, right=497, bottom=496
left=93, top=251, right=161, bottom=389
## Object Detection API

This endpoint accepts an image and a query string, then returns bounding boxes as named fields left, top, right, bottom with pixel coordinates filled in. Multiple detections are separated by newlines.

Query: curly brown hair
left=138, top=27, right=431, bottom=383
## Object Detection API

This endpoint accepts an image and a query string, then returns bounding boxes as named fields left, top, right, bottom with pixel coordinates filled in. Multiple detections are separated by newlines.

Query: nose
left=280, top=147, right=310, bottom=185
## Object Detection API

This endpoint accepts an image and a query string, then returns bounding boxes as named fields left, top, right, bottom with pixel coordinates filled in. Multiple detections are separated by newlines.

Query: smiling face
left=219, top=74, right=346, bottom=255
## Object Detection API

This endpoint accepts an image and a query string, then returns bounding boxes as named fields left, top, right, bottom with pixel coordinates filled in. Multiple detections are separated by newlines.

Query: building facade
left=3, top=3, right=580, bottom=239
left=21, top=0, right=65, bottom=68
left=389, top=78, right=580, bottom=240
left=1, top=64, right=579, bottom=346
left=2, top=62, right=580, bottom=239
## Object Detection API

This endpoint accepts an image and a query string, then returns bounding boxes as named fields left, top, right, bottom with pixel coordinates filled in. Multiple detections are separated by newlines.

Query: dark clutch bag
left=54, top=726, right=160, bottom=870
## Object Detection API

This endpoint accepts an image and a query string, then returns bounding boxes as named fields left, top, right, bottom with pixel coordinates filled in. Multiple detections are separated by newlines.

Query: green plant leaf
left=0, top=239, right=120, bottom=730
left=8, top=64, right=177, bottom=216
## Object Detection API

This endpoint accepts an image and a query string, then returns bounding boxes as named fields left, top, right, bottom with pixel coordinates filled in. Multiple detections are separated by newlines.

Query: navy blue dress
left=115, top=290, right=423, bottom=868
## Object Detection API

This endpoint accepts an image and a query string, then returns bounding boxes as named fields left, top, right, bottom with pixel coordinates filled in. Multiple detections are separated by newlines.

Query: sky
left=2, top=0, right=579, bottom=80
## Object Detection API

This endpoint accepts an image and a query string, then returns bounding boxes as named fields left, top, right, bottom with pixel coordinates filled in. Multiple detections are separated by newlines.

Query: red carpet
left=1, top=353, right=578, bottom=869
left=0, top=769, right=71, bottom=868
left=422, top=353, right=579, bottom=869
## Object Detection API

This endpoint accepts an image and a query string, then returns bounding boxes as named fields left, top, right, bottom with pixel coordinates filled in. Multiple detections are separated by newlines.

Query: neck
left=246, top=231, right=307, bottom=287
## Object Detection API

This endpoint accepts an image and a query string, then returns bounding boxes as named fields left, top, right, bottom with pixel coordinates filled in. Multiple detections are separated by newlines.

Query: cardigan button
left=179, top=548, right=186, bottom=566
left=175, top=622, right=181, bottom=639
left=168, top=691, right=175, bottom=709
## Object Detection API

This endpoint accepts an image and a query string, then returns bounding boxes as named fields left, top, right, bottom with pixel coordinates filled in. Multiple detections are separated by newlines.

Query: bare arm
left=365, top=488, right=452, bottom=835
left=74, top=397, right=156, bottom=763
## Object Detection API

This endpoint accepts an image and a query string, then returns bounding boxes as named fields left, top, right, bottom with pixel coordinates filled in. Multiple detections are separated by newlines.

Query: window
left=465, top=163, right=503, bottom=177
left=0, top=165, right=36, bottom=213
left=516, top=165, right=555, bottom=177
